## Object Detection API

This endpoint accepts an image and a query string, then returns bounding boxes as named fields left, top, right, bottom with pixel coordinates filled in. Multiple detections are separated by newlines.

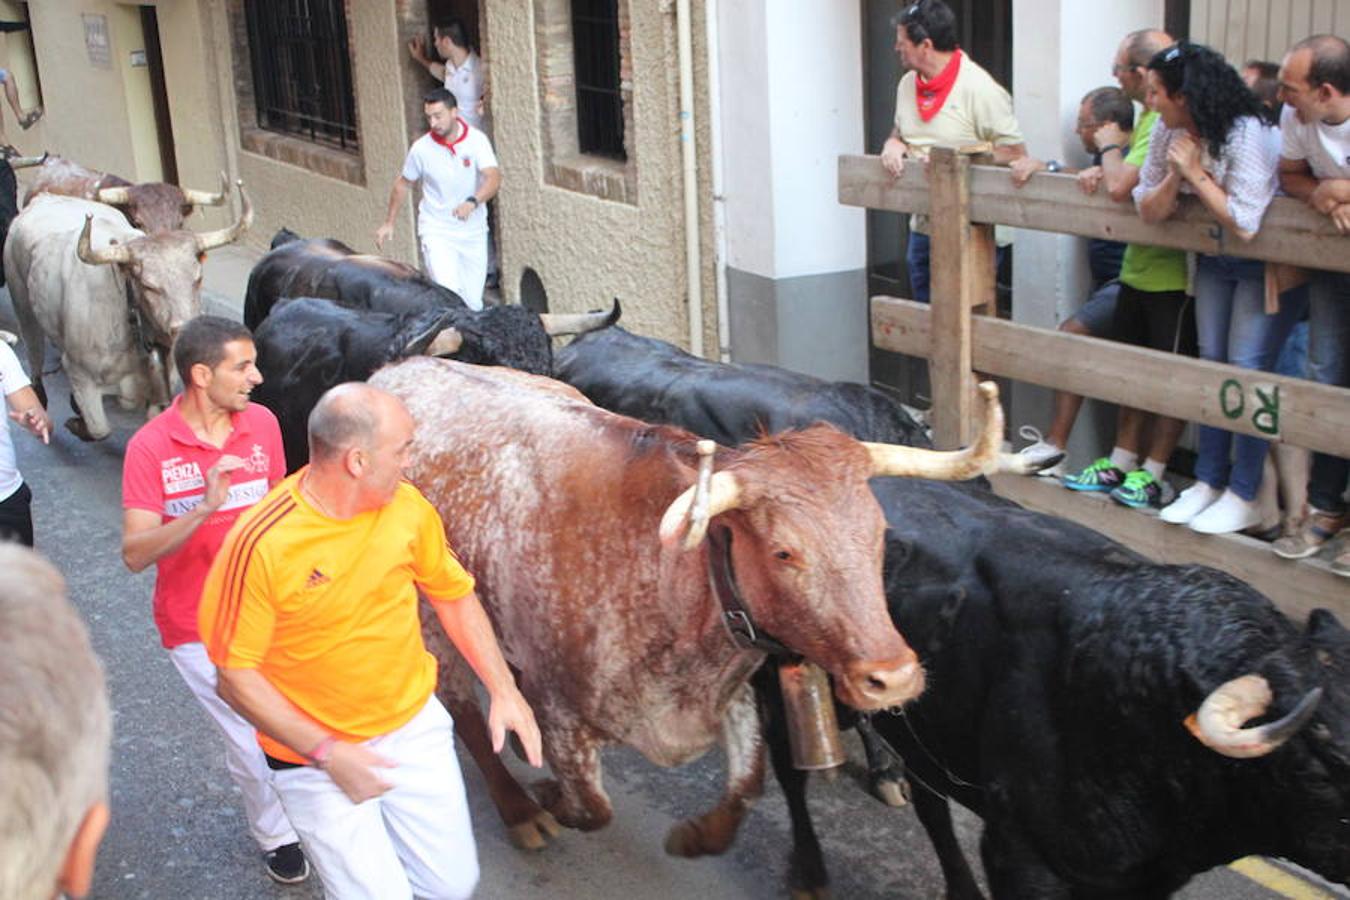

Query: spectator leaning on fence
left=1136, top=41, right=1305, bottom=535
left=1013, top=86, right=1132, bottom=477
left=1272, top=34, right=1350, bottom=575
left=879, top=0, right=1026, bottom=305
left=1047, top=29, right=1196, bottom=513
left=0, top=545, right=111, bottom=900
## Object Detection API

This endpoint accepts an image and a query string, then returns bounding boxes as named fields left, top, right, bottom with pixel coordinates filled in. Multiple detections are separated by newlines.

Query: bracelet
left=304, top=735, right=338, bottom=769
left=1099, top=143, right=1123, bottom=156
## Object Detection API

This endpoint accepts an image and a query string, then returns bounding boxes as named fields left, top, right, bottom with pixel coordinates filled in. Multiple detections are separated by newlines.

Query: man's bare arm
left=431, top=592, right=542, bottom=766
left=217, top=666, right=396, bottom=803
left=122, top=456, right=243, bottom=572
left=1279, top=157, right=1319, bottom=202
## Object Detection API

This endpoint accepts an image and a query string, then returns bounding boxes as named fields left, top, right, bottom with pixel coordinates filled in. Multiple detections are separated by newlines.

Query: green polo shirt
left=1118, top=110, right=1188, bottom=293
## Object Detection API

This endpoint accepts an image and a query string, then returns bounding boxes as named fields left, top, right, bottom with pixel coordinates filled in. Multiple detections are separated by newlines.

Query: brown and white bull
left=370, top=357, right=1016, bottom=857
left=3, top=187, right=251, bottom=440
left=21, top=154, right=228, bottom=234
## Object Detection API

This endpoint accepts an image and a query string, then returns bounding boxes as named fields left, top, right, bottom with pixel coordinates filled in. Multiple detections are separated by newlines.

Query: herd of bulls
left=0, top=157, right=1346, bottom=899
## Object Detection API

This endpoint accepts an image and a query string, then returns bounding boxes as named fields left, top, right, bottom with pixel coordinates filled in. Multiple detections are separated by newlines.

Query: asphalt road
left=2, top=292, right=1341, bottom=900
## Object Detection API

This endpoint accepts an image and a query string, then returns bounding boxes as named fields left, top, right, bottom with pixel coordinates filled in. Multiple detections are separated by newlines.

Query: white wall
left=1011, top=0, right=1165, bottom=329
left=718, top=0, right=866, bottom=280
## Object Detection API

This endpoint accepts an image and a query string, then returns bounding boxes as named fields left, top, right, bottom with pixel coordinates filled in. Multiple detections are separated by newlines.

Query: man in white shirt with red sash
left=376, top=87, right=501, bottom=311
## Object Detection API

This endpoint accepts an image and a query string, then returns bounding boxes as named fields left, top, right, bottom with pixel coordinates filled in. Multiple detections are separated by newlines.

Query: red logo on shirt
left=463, top=158, right=471, bottom=167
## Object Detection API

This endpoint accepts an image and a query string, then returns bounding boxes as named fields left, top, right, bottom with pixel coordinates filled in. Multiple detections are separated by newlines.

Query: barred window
left=572, top=0, right=625, bottom=160
left=243, top=0, right=357, bottom=151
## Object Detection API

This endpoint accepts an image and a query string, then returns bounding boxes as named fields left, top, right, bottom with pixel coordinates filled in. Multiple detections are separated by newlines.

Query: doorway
left=108, top=4, right=176, bottom=183
left=862, top=0, right=1012, bottom=404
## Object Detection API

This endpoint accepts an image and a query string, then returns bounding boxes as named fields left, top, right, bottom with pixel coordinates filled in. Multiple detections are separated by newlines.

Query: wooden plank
left=990, top=474, right=1349, bottom=624
left=872, top=296, right=1350, bottom=457
left=838, top=154, right=930, bottom=218
left=838, top=155, right=1350, bottom=272
left=927, top=147, right=975, bottom=449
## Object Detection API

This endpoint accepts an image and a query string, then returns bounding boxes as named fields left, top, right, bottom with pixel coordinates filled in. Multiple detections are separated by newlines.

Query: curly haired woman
left=1135, top=41, right=1307, bottom=534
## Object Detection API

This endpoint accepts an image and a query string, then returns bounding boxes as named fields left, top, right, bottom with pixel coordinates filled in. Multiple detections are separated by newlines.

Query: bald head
left=1290, top=34, right=1350, bottom=94
left=1123, top=29, right=1174, bottom=68
left=307, top=382, right=407, bottom=463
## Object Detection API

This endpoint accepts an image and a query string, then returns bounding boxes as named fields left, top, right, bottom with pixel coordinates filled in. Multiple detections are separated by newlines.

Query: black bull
left=0, top=159, right=17, bottom=286
left=556, top=326, right=1350, bottom=898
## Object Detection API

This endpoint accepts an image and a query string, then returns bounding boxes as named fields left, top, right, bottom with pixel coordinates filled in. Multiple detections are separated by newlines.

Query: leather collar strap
left=706, top=525, right=793, bottom=655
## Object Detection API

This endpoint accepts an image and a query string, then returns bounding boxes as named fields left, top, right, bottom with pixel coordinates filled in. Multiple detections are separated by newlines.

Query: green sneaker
left=1061, top=457, right=1126, bottom=493
left=1109, top=469, right=1174, bottom=509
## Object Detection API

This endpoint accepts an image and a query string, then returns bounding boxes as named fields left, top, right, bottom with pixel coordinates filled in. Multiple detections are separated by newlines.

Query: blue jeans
left=1192, top=254, right=1308, bottom=501
left=906, top=232, right=1006, bottom=304
left=1307, top=269, right=1350, bottom=513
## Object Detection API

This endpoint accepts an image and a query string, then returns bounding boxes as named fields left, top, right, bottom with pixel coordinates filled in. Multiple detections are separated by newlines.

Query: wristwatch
left=1044, top=160, right=1063, bottom=173
left=465, top=195, right=480, bottom=207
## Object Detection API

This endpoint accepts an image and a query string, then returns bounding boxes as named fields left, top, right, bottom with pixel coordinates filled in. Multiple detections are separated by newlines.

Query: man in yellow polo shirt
left=880, top=0, right=1027, bottom=304
left=199, top=382, right=541, bottom=899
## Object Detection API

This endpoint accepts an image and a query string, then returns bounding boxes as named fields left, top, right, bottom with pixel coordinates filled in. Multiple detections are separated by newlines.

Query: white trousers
left=270, top=697, right=478, bottom=900
left=168, top=642, right=299, bottom=851
left=421, top=228, right=488, bottom=311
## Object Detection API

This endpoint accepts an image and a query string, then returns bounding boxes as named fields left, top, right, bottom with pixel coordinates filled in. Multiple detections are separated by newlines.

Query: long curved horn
left=1185, top=674, right=1323, bottom=759
left=659, top=449, right=741, bottom=551
left=195, top=180, right=254, bottom=252
left=96, top=185, right=132, bottom=205
left=423, top=327, right=463, bottom=357
left=8, top=153, right=48, bottom=169
left=76, top=214, right=133, bottom=266
left=864, top=381, right=1005, bottom=480
left=538, top=298, right=622, bottom=336
left=181, top=170, right=229, bottom=206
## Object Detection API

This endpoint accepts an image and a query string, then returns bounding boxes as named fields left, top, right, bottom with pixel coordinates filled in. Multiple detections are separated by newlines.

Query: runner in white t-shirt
left=0, top=337, right=52, bottom=546
left=376, top=87, right=501, bottom=311
left=408, top=20, right=487, bottom=132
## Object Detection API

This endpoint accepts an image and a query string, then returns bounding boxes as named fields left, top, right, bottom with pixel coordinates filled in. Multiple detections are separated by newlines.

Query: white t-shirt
left=401, top=122, right=499, bottom=237
left=444, top=52, right=486, bottom=132
left=0, top=342, right=33, bottom=501
left=1280, top=104, right=1350, bottom=180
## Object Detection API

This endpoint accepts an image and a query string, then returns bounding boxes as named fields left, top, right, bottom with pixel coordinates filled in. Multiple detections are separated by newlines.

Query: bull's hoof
left=507, top=809, right=562, bottom=851
left=789, top=888, right=831, bottom=900
left=116, top=394, right=140, bottom=411
left=64, top=417, right=104, bottom=442
left=871, top=775, right=910, bottom=808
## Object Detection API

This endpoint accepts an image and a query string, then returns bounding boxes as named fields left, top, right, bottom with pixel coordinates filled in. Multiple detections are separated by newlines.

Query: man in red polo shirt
left=121, top=316, right=307, bottom=885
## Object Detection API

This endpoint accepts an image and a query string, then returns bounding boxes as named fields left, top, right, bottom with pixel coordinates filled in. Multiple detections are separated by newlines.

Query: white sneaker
left=1189, top=488, right=1263, bottom=535
left=1015, top=425, right=1065, bottom=477
left=1159, top=482, right=1221, bottom=525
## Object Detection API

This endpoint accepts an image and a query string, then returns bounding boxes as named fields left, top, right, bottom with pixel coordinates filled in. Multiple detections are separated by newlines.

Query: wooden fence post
left=927, top=146, right=978, bottom=448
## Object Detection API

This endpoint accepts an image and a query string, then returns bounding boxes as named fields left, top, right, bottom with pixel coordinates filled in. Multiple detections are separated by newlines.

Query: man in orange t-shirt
left=198, top=382, right=540, bottom=898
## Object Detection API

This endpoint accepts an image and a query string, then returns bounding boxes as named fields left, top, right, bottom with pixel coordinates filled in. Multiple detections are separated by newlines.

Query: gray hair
left=308, top=382, right=382, bottom=462
left=1124, top=28, right=1173, bottom=68
left=0, top=546, right=111, bottom=900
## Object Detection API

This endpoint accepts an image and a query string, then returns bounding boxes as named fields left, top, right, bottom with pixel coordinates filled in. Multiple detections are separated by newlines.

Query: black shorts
left=0, top=481, right=33, bottom=547
left=1111, top=283, right=1198, bottom=356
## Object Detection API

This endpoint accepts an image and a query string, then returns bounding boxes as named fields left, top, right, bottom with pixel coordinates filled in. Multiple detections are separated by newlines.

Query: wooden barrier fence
left=839, top=147, right=1350, bottom=618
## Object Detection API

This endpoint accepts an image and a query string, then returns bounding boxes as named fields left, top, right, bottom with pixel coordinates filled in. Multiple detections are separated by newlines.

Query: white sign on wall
left=83, top=13, right=111, bottom=69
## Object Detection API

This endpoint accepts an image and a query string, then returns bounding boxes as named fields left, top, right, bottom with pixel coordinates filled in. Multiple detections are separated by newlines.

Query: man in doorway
left=1273, top=34, right=1350, bottom=574
left=121, top=316, right=308, bottom=885
left=879, top=0, right=1027, bottom=304
left=407, top=19, right=487, bottom=132
left=199, top=382, right=542, bottom=898
left=376, top=87, right=500, bottom=311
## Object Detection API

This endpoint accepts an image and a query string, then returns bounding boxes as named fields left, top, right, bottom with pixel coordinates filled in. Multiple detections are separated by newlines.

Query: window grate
left=243, top=0, right=358, bottom=151
left=572, top=0, right=625, bottom=160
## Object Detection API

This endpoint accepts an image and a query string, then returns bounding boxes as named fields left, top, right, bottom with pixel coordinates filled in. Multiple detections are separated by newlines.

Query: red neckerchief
left=914, top=49, right=962, bottom=123
left=428, top=117, right=471, bottom=155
